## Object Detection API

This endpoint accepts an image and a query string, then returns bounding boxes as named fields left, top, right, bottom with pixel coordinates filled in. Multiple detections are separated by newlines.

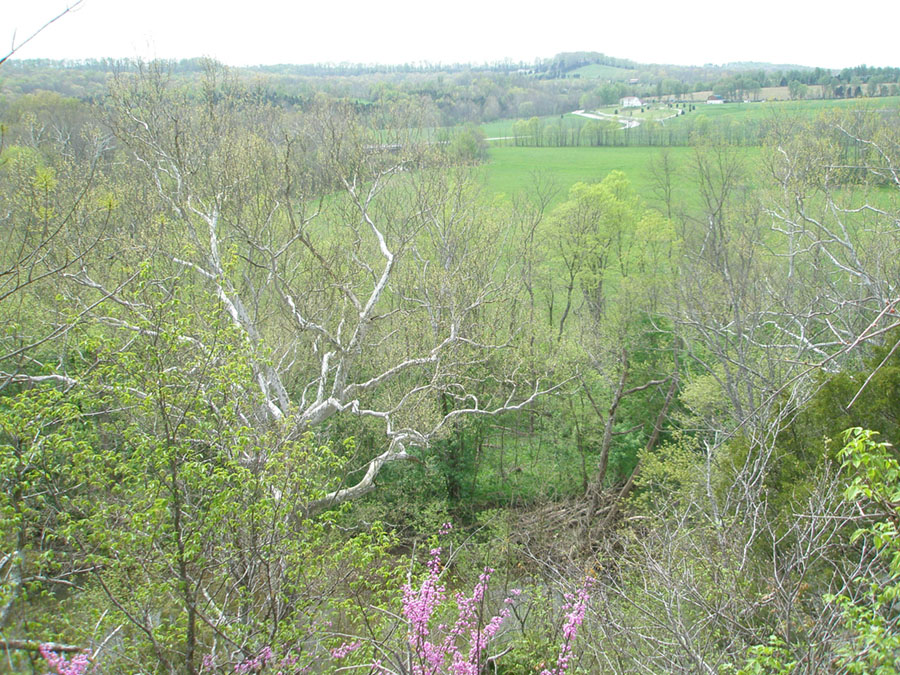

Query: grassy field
left=482, top=97, right=900, bottom=148
left=661, top=95, right=900, bottom=125
left=480, top=146, right=700, bottom=206
left=481, top=113, right=586, bottom=139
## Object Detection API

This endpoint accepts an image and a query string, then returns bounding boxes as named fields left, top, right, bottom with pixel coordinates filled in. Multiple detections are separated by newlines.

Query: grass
left=481, top=113, right=586, bottom=139
left=480, top=145, right=699, bottom=206
left=587, top=105, right=680, bottom=121
left=666, top=95, right=900, bottom=123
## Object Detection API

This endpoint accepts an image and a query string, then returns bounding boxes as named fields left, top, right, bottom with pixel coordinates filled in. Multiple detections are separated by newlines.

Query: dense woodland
left=1, top=55, right=900, bottom=674
left=4, top=54, right=900, bottom=125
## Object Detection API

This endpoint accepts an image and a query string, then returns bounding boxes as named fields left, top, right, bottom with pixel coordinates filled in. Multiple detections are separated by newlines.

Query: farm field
left=659, top=94, right=900, bottom=126
left=482, top=146, right=685, bottom=200
left=567, top=63, right=637, bottom=80
left=480, top=145, right=759, bottom=208
left=482, top=96, right=900, bottom=145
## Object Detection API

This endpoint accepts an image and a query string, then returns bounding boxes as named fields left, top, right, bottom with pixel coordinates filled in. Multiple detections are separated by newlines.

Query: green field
left=661, top=95, right=900, bottom=127
left=481, top=113, right=586, bottom=139
left=482, top=97, right=900, bottom=147
left=477, top=97, right=899, bottom=207
left=480, top=146, right=696, bottom=206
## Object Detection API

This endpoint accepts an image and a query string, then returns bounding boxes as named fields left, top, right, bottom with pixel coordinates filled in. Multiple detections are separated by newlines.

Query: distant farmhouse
left=620, top=96, right=642, bottom=108
left=706, top=94, right=725, bottom=104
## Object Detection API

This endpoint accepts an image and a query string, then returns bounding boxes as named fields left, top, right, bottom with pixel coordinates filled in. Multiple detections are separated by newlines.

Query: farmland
left=480, top=95, right=900, bottom=151
left=480, top=145, right=701, bottom=205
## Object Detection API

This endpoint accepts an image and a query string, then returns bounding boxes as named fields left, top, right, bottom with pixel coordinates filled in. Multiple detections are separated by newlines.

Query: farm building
left=706, top=94, right=725, bottom=104
left=620, top=96, right=643, bottom=108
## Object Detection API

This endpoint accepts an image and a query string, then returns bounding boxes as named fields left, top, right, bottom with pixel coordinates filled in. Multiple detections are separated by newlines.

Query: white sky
left=4, top=0, right=899, bottom=70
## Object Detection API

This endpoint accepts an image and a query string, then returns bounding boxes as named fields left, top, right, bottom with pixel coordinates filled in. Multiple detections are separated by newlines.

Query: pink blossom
left=540, top=579, right=593, bottom=675
left=39, top=645, right=91, bottom=675
left=330, top=641, right=361, bottom=659
left=399, top=542, right=517, bottom=675
left=235, top=646, right=275, bottom=673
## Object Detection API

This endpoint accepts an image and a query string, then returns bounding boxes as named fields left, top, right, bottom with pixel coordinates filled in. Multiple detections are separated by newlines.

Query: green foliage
left=0, top=387, right=97, bottom=641
left=444, top=124, right=488, bottom=164
left=775, top=336, right=900, bottom=506
left=0, top=279, right=409, bottom=670
left=794, top=338, right=900, bottom=449
left=722, top=635, right=797, bottom=674
left=730, top=429, right=900, bottom=673
left=631, top=432, right=703, bottom=510
left=828, top=428, right=900, bottom=672
left=838, top=428, right=900, bottom=574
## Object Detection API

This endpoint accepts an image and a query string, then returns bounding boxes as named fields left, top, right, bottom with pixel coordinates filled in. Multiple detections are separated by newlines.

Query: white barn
left=619, top=96, right=643, bottom=108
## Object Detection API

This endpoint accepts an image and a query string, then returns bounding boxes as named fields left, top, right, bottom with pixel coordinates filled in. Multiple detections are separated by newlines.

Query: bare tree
left=761, top=109, right=900, bottom=399
left=78, top=64, right=557, bottom=510
left=0, top=103, right=116, bottom=390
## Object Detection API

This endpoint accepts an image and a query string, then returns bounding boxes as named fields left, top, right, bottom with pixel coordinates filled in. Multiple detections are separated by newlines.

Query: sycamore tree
left=56, top=62, right=556, bottom=511
left=0, top=64, right=545, bottom=669
left=0, top=61, right=558, bottom=667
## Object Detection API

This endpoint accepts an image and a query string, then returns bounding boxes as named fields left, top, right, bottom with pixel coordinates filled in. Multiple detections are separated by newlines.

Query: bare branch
left=0, top=1, right=84, bottom=67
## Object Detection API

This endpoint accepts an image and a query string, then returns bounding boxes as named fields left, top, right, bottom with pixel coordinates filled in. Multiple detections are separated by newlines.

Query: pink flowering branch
left=540, top=579, right=593, bottom=675
left=39, top=644, right=91, bottom=675
left=201, top=523, right=592, bottom=675
left=393, top=523, right=522, bottom=675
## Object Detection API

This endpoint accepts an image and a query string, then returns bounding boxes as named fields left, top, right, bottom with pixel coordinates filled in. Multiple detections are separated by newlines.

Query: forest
left=1, top=54, right=900, bottom=674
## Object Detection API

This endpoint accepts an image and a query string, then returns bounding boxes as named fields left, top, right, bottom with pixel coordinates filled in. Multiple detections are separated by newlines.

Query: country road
left=485, top=108, right=682, bottom=142
left=572, top=109, right=641, bottom=129
left=572, top=108, right=681, bottom=129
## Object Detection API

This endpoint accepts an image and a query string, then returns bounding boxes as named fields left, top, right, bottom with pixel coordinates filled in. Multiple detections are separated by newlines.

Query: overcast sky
left=5, top=0, right=899, bottom=70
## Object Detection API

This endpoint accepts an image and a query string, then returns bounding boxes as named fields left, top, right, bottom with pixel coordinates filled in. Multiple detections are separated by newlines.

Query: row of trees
left=503, top=113, right=763, bottom=148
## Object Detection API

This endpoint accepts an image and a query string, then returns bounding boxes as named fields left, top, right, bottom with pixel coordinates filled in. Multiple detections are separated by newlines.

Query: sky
left=4, top=0, right=900, bottom=70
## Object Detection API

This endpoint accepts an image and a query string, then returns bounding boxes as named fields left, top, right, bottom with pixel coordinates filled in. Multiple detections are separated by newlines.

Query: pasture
left=482, top=96, right=900, bottom=150
left=567, top=63, right=638, bottom=80
left=660, top=94, right=900, bottom=126
left=480, top=145, right=721, bottom=209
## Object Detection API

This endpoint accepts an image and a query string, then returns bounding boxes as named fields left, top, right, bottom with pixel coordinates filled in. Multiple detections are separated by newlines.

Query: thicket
left=1, top=63, right=899, bottom=672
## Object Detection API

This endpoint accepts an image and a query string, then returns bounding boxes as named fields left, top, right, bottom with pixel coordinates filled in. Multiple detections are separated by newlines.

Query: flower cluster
left=199, top=524, right=592, bottom=675
left=215, top=646, right=309, bottom=674
left=330, top=641, right=361, bottom=659
left=39, top=645, right=91, bottom=675
left=539, top=579, right=593, bottom=675
left=234, top=646, right=275, bottom=673
left=399, top=532, right=517, bottom=675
